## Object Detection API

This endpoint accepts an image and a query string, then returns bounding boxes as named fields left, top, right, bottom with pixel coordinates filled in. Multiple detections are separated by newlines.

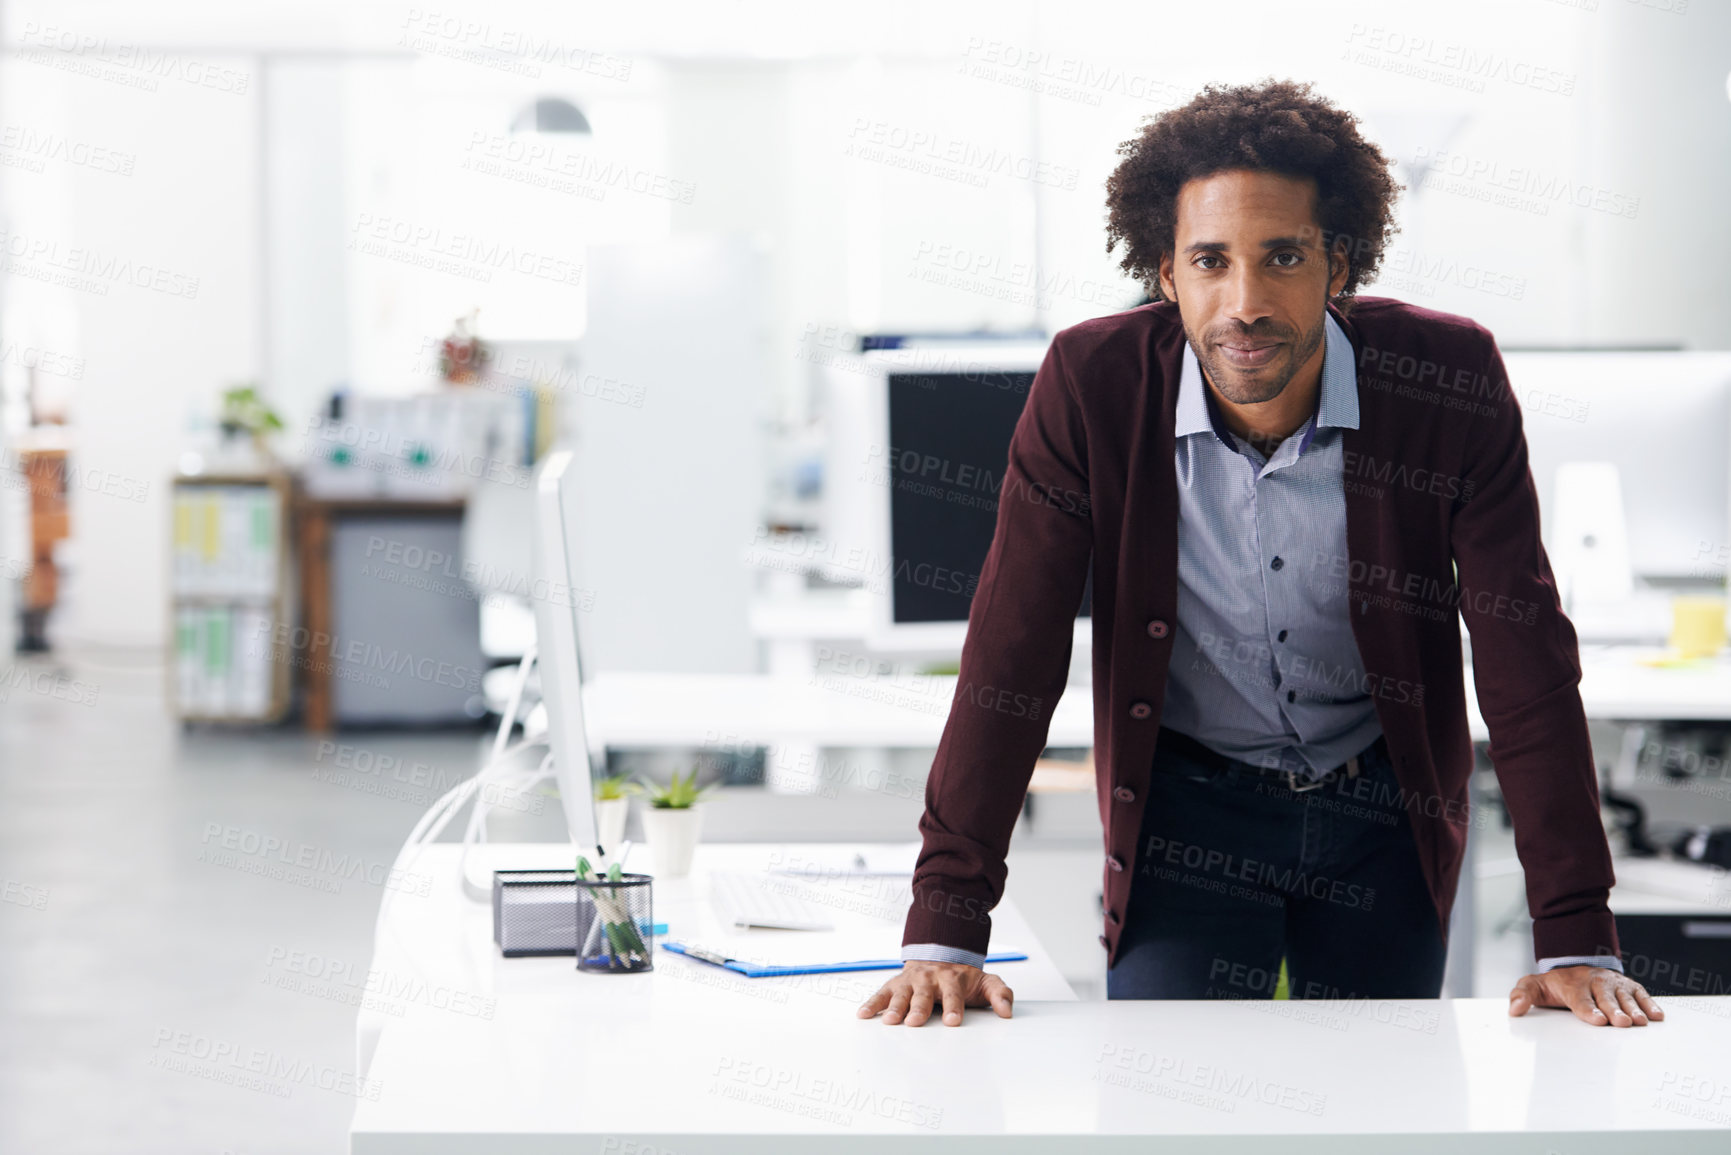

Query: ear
left=1157, top=251, right=1177, bottom=302
left=1328, top=237, right=1351, bottom=298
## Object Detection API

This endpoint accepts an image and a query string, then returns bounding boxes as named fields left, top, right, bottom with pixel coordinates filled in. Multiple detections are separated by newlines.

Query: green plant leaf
left=638, top=766, right=714, bottom=809
left=594, top=774, right=642, bottom=801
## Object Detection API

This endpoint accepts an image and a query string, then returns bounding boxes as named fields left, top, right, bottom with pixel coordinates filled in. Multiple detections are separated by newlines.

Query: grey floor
left=0, top=646, right=498, bottom=1154
left=0, top=645, right=1566, bottom=1153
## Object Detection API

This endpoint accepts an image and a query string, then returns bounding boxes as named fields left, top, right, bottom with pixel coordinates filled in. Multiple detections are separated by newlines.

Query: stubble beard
left=1188, top=310, right=1328, bottom=406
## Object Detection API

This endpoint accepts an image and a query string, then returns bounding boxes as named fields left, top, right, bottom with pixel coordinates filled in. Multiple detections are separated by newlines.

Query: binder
left=175, top=607, right=199, bottom=708
left=232, top=605, right=272, bottom=717
left=201, top=606, right=230, bottom=716
left=168, top=479, right=285, bottom=719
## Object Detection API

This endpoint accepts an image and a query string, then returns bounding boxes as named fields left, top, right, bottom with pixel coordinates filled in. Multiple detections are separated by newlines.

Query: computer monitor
left=532, top=450, right=602, bottom=855
left=1507, top=351, right=1731, bottom=582
left=823, top=342, right=1093, bottom=653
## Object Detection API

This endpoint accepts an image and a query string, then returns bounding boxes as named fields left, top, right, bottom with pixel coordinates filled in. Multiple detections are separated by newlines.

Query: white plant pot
left=594, top=796, right=631, bottom=859
left=641, top=805, right=704, bottom=879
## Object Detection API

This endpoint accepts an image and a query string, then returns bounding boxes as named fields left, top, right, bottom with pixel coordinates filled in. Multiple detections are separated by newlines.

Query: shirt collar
left=1175, top=311, right=1359, bottom=450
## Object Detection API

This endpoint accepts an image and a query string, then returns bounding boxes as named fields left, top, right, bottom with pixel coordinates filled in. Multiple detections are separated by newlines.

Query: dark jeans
left=1106, top=729, right=1447, bottom=1001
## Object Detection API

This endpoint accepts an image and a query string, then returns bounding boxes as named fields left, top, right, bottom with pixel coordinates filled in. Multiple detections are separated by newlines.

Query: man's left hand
left=1508, top=966, right=1663, bottom=1027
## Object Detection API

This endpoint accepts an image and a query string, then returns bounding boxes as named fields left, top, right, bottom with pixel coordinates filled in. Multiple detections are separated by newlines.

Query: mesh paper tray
left=492, top=869, right=579, bottom=957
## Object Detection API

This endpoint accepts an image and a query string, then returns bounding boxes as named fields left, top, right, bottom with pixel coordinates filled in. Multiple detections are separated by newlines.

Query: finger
left=936, top=971, right=965, bottom=1027
left=980, top=973, right=1015, bottom=1018
left=882, top=987, right=912, bottom=1026
left=1632, top=984, right=1664, bottom=1022
left=904, top=982, right=936, bottom=1028
left=1564, top=978, right=1608, bottom=1026
left=1591, top=977, right=1629, bottom=1026
left=1507, top=974, right=1542, bottom=1017
left=1614, top=986, right=1648, bottom=1026
left=858, top=980, right=896, bottom=1019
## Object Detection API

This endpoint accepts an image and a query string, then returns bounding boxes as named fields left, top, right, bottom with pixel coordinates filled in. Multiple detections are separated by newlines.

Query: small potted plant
left=636, top=766, right=715, bottom=879
left=438, top=309, right=492, bottom=386
left=592, top=773, right=640, bottom=859
left=218, top=383, right=285, bottom=464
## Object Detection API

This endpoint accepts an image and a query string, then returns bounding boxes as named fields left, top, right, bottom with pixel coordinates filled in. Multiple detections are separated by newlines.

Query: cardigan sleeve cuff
left=902, top=887, right=995, bottom=960
left=1531, top=908, right=1620, bottom=964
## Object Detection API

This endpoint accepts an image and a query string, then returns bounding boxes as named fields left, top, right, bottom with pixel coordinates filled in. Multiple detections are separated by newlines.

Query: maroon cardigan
left=902, top=295, right=1618, bottom=968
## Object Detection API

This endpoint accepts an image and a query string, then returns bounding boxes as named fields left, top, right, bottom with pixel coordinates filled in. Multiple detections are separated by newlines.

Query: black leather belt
left=1155, top=727, right=1384, bottom=793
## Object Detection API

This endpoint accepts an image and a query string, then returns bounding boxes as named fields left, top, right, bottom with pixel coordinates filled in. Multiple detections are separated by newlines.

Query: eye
left=1271, top=251, right=1303, bottom=267
left=1194, top=255, right=1224, bottom=269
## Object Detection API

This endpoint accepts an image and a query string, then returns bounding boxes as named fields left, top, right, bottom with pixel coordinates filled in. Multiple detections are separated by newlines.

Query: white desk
left=352, top=843, right=1731, bottom=1153
left=582, top=673, right=1096, bottom=750
left=354, top=843, right=1070, bottom=1125
left=1609, top=857, right=1731, bottom=915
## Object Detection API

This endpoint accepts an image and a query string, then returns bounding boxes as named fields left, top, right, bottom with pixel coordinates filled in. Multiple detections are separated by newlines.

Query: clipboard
left=662, top=941, right=1028, bottom=978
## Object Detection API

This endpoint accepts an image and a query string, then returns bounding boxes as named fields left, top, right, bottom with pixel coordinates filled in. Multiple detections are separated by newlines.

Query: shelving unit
left=168, top=471, right=293, bottom=723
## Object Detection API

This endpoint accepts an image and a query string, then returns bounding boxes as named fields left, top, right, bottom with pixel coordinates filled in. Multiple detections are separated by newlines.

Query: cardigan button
left=1113, top=786, right=1135, bottom=803
left=1146, top=619, right=1170, bottom=639
left=1098, top=934, right=1110, bottom=949
left=1106, top=908, right=1121, bottom=925
left=1107, top=855, right=1125, bottom=873
left=1129, top=701, right=1153, bottom=720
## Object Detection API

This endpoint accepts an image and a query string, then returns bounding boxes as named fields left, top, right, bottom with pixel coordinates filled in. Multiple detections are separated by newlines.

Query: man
left=858, top=79, right=1661, bottom=1029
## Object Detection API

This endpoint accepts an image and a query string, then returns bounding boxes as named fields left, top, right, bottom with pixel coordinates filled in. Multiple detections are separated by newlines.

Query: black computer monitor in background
left=878, top=353, right=1092, bottom=645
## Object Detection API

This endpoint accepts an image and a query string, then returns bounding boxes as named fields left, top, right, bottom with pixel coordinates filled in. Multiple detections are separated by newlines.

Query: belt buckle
left=1285, top=768, right=1327, bottom=793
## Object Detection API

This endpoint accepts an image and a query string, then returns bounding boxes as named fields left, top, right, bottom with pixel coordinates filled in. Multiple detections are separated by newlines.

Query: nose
left=1221, top=265, right=1276, bottom=331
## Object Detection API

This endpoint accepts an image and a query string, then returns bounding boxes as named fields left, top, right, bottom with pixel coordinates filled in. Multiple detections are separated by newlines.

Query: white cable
left=458, top=750, right=556, bottom=885
left=466, top=646, right=542, bottom=849
left=491, top=643, right=536, bottom=765
left=370, top=648, right=544, bottom=968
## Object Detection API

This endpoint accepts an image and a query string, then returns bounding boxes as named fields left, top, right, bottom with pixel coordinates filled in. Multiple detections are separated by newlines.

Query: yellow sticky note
left=1669, top=597, right=1727, bottom=660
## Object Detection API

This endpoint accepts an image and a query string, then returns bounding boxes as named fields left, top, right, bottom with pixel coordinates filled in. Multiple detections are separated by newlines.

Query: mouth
left=1216, top=341, right=1282, bottom=369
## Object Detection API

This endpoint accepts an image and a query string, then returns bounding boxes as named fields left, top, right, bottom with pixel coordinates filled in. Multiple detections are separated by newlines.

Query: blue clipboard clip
left=662, top=940, right=1028, bottom=977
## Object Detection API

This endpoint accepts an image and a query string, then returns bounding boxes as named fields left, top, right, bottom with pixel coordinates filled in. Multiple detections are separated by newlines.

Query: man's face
left=1157, top=169, right=1348, bottom=406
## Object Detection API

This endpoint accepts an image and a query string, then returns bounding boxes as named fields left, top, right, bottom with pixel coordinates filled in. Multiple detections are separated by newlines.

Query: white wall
left=266, top=60, right=352, bottom=440
left=5, top=0, right=1728, bottom=647
left=1, top=52, right=259, bottom=648
left=576, top=237, right=770, bottom=675
left=1579, top=0, right=1731, bottom=349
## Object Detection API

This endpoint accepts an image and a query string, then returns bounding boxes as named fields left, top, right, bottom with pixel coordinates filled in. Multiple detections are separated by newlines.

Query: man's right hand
left=856, top=961, right=1015, bottom=1027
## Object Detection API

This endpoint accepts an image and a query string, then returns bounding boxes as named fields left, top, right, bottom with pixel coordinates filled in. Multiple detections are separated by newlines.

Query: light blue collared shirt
left=1159, top=311, right=1383, bottom=780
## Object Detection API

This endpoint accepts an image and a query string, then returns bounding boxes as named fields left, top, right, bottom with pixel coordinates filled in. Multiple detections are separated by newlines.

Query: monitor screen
left=886, top=369, right=1093, bottom=625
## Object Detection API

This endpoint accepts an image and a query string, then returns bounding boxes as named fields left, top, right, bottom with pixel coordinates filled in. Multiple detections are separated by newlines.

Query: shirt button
left=1277, top=629, right=1288, bottom=642
left=1146, top=619, right=1170, bottom=639
left=1114, top=786, right=1135, bottom=803
left=1129, top=701, right=1153, bottom=720
left=1270, top=556, right=1285, bottom=571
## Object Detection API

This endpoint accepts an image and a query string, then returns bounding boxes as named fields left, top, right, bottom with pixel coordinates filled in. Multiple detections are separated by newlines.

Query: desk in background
left=579, top=671, right=1095, bottom=752
left=1466, top=645, right=1731, bottom=742
left=295, top=496, right=481, bottom=731
left=578, top=644, right=1730, bottom=753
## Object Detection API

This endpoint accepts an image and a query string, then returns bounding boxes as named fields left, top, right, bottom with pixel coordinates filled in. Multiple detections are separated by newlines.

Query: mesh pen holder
left=575, top=873, right=654, bottom=973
